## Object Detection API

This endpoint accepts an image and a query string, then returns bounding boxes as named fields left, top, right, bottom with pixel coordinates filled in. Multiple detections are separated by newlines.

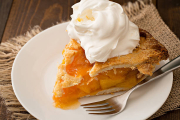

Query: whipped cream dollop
left=67, top=0, right=140, bottom=63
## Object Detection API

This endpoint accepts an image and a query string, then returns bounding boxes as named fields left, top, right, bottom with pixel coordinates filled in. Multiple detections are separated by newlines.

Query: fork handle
left=133, top=55, right=180, bottom=90
left=161, top=55, right=180, bottom=73
left=122, top=55, right=180, bottom=98
left=143, top=55, right=180, bottom=82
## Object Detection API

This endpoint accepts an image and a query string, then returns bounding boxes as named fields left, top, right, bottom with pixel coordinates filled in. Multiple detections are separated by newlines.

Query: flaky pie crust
left=53, top=29, right=169, bottom=97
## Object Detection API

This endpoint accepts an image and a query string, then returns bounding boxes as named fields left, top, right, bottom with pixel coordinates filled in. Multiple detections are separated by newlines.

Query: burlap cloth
left=0, top=0, right=180, bottom=120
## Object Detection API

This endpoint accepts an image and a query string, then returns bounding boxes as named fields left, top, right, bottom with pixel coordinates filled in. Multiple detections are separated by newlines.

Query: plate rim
left=11, top=22, right=69, bottom=119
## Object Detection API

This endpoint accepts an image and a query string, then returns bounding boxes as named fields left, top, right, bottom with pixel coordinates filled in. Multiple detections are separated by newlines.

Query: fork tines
left=81, top=101, right=116, bottom=115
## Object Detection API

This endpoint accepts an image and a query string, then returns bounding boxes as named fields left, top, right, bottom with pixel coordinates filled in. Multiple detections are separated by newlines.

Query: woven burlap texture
left=0, top=0, right=180, bottom=120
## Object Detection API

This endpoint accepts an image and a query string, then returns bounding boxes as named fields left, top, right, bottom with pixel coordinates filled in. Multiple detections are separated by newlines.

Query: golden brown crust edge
left=89, top=29, right=169, bottom=77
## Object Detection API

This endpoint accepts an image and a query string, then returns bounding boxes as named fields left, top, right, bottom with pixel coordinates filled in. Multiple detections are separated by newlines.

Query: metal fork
left=81, top=56, right=180, bottom=115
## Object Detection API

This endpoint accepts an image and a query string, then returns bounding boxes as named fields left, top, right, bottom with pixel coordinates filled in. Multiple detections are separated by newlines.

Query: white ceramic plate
left=11, top=22, right=173, bottom=120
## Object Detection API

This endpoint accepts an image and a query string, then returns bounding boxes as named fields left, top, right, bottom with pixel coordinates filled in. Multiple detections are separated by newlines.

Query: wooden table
left=0, top=0, right=180, bottom=119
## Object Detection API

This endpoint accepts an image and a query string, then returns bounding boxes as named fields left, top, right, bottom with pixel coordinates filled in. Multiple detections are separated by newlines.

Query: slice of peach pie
left=53, top=29, right=169, bottom=109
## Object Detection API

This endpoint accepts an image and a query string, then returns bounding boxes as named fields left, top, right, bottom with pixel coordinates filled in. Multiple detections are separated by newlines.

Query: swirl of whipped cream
left=67, top=0, right=140, bottom=63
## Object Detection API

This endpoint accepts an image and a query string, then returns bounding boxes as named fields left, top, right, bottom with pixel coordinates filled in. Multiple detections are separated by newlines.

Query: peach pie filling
left=53, top=41, right=143, bottom=109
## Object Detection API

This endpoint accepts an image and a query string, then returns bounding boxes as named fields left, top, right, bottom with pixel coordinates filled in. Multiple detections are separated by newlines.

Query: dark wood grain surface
left=157, top=0, right=180, bottom=39
left=1, top=0, right=139, bottom=42
left=0, top=0, right=13, bottom=43
left=0, top=0, right=180, bottom=119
